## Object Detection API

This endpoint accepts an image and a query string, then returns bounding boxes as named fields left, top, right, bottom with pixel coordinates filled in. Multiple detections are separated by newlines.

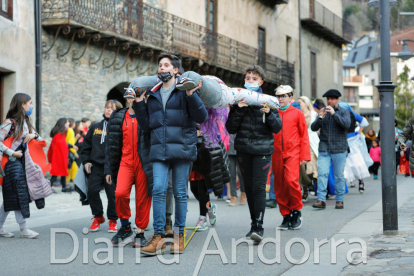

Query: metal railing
left=42, top=0, right=295, bottom=86
left=300, top=0, right=354, bottom=42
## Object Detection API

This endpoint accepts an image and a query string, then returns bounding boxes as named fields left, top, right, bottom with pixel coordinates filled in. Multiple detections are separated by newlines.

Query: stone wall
left=41, top=28, right=156, bottom=143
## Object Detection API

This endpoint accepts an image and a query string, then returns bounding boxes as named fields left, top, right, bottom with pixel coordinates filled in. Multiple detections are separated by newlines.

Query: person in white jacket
left=297, top=96, right=319, bottom=201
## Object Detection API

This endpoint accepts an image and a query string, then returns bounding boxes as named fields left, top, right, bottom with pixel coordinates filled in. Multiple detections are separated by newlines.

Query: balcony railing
left=41, top=0, right=295, bottom=87
left=301, top=0, right=353, bottom=45
left=343, top=75, right=363, bottom=83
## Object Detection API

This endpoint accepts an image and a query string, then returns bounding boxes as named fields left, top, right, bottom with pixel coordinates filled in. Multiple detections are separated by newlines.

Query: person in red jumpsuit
left=272, top=85, right=310, bottom=230
left=105, top=92, right=152, bottom=247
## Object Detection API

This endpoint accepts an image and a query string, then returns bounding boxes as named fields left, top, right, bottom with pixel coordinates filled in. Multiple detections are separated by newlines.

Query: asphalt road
left=0, top=173, right=398, bottom=276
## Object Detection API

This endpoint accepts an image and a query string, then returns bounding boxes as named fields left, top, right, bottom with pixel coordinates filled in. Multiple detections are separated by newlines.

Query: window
left=365, top=75, right=370, bottom=86
left=371, top=62, right=374, bottom=71
left=258, top=27, right=266, bottom=52
left=343, top=87, right=357, bottom=103
left=258, top=27, right=266, bottom=66
left=366, top=46, right=372, bottom=59
left=343, top=69, right=350, bottom=82
left=205, top=0, right=217, bottom=32
left=371, top=79, right=375, bottom=86
left=351, top=52, right=358, bottom=63
left=0, top=0, right=12, bottom=20
left=286, top=36, right=292, bottom=62
left=311, top=52, right=317, bottom=99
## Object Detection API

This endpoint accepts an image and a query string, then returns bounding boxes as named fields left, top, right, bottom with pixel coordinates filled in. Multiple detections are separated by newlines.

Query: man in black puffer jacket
left=226, top=65, right=282, bottom=243
left=134, top=53, right=208, bottom=255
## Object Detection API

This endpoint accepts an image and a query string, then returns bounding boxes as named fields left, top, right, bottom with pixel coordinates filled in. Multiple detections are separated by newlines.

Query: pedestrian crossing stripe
left=183, top=227, right=198, bottom=248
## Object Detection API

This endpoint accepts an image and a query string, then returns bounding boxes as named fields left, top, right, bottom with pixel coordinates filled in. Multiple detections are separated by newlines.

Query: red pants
left=115, top=159, right=152, bottom=229
left=272, top=154, right=303, bottom=216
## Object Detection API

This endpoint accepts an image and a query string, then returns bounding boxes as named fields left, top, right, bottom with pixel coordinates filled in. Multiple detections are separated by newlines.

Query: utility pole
left=376, top=0, right=398, bottom=234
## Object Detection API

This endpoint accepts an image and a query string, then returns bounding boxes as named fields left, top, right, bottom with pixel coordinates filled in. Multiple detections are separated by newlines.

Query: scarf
left=365, top=133, right=377, bottom=141
left=280, top=103, right=290, bottom=111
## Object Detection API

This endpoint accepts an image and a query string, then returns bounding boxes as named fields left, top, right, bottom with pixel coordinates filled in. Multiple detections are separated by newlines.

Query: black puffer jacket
left=225, top=105, right=283, bottom=155
left=2, top=143, right=30, bottom=218
left=193, top=139, right=229, bottom=196
left=104, top=108, right=153, bottom=197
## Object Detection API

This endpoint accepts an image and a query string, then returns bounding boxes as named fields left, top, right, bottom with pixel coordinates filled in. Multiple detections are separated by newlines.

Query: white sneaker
left=0, top=228, right=14, bottom=238
left=195, top=217, right=208, bottom=232
left=20, top=228, right=39, bottom=239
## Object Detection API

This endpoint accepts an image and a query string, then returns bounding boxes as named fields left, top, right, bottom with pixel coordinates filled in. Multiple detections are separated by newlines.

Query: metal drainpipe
left=35, top=0, right=42, bottom=134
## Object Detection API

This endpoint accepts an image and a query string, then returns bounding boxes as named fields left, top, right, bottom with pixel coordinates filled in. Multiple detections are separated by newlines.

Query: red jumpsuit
left=272, top=105, right=310, bottom=216
left=115, top=112, right=152, bottom=230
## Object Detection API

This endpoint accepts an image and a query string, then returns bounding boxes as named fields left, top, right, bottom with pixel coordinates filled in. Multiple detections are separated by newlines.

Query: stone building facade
left=38, top=0, right=352, bottom=141
left=0, top=0, right=36, bottom=123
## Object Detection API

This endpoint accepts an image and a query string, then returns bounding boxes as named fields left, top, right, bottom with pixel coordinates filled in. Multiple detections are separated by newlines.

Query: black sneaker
left=176, top=77, right=196, bottom=91
left=359, top=180, right=365, bottom=194
left=290, top=210, right=302, bottom=230
left=250, top=226, right=264, bottom=243
left=266, top=199, right=277, bottom=208
left=111, top=223, right=133, bottom=246
left=246, top=224, right=255, bottom=238
left=61, top=187, right=73, bottom=193
left=132, top=232, right=146, bottom=248
left=278, top=215, right=291, bottom=230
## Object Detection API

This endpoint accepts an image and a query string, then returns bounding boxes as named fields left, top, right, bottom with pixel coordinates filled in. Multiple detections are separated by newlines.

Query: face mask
left=25, top=107, right=33, bottom=116
left=244, top=82, right=260, bottom=91
left=158, top=72, right=174, bottom=83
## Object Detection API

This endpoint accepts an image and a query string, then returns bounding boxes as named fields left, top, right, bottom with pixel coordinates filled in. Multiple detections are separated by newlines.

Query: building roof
left=343, top=37, right=380, bottom=67
left=390, top=26, right=414, bottom=53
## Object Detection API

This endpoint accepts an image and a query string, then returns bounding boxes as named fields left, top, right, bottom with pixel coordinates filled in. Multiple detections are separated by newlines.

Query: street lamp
left=369, top=0, right=399, bottom=235
left=397, top=38, right=414, bottom=61
left=368, top=0, right=398, bottom=7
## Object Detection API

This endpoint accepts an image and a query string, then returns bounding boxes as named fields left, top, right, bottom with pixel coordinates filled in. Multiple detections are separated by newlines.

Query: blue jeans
left=269, top=162, right=275, bottom=200
left=152, top=160, right=191, bottom=234
left=317, top=151, right=347, bottom=202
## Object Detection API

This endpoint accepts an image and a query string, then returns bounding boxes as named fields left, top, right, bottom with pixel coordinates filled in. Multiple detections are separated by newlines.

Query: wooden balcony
left=301, top=0, right=354, bottom=47
left=41, top=0, right=295, bottom=87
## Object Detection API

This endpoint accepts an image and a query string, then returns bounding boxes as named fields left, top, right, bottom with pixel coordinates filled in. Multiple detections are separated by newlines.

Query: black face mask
left=158, top=72, right=174, bottom=83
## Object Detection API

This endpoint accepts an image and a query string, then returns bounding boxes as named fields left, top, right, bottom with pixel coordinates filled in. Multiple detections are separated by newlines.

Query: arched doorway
left=107, top=82, right=129, bottom=108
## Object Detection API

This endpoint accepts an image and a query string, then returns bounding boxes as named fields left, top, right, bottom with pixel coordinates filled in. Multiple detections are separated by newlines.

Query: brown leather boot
left=335, top=201, right=344, bottom=209
left=312, top=200, right=326, bottom=209
left=140, top=234, right=166, bottom=256
left=170, top=233, right=184, bottom=254
left=165, top=219, right=173, bottom=238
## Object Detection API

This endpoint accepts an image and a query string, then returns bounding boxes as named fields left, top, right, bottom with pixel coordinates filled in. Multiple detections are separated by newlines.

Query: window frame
left=0, top=0, right=13, bottom=21
left=205, top=0, right=218, bottom=32
left=258, top=26, right=266, bottom=53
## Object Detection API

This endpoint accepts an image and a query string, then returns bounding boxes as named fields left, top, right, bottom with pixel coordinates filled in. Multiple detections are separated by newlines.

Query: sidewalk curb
left=282, top=176, right=414, bottom=276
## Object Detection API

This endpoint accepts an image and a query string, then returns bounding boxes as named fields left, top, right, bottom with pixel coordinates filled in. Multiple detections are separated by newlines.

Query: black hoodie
left=79, top=115, right=109, bottom=166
